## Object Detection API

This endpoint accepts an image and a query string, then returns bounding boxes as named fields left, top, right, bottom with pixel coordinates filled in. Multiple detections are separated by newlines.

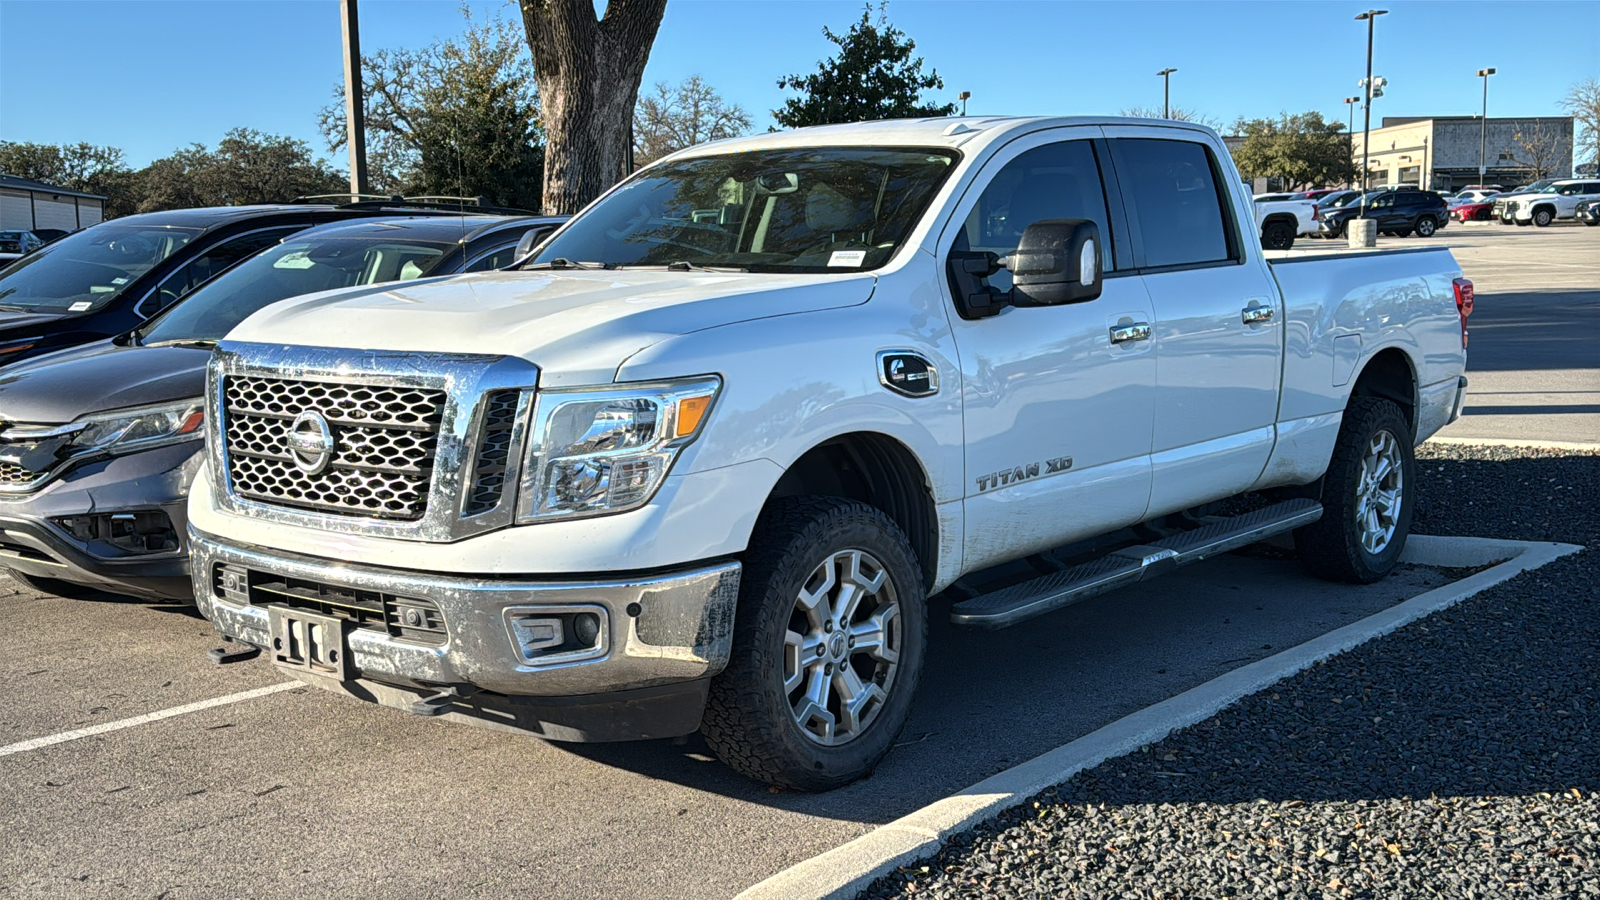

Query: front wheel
left=701, top=497, right=927, bottom=790
left=1294, top=397, right=1415, bottom=584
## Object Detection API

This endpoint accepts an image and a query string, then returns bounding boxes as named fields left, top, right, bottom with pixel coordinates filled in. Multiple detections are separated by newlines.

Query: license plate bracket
left=268, top=605, right=351, bottom=681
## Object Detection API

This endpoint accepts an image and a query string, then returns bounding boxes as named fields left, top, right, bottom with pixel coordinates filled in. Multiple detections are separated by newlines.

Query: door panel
left=939, top=129, right=1156, bottom=574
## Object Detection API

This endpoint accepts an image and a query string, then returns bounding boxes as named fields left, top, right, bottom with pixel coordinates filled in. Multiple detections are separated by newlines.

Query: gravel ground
left=864, top=443, right=1599, bottom=899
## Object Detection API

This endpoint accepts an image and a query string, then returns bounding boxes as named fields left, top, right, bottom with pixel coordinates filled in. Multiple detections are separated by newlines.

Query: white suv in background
left=1507, top=179, right=1600, bottom=226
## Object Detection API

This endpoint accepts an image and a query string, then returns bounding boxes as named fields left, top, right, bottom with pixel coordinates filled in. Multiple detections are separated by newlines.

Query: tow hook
left=207, top=639, right=262, bottom=665
left=409, top=685, right=480, bottom=717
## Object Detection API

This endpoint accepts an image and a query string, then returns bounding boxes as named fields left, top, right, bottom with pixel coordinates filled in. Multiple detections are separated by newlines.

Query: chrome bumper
left=189, top=527, right=741, bottom=698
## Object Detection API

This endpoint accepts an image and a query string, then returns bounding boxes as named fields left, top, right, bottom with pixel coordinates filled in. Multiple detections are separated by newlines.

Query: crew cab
left=1252, top=193, right=1319, bottom=249
left=187, top=117, right=1471, bottom=790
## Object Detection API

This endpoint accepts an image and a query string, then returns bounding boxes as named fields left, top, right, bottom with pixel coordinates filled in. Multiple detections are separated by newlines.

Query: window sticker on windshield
left=69, top=301, right=93, bottom=312
left=828, top=250, right=867, bottom=267
left=111, top=277, right=128, bottom=284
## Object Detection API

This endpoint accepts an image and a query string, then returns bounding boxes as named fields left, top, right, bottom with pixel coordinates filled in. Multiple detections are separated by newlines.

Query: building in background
left=0, top=174, right=106, bottom=233
left=1351, top=116, right=1574, bottom=190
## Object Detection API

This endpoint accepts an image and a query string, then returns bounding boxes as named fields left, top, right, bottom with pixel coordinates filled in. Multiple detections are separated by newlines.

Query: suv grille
left=465, top=390, right=520, bottom=515
left=0, top=461, right=40, bottom=486
left=223, top=376, right=447, bottom=521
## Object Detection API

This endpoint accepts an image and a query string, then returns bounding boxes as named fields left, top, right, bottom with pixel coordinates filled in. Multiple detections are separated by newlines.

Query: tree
left=137, top=129, right=347, bottom=212
left=633, top=75, right=752, bottom=165
left=773, top=3, right=955, bottom=129
left=1119, top=106, right=1223, bottom=130
left=320, top=5, right=545, bottom=208
left=1561, top=78, right=1600, bottom=174
left=518, top=0, right=669, bottom=214
left=1229, top=111, right=1355, bottom=190
left=0, top=141, right=140, bottom=217
left=1510, top=120, right=1566, bottom=181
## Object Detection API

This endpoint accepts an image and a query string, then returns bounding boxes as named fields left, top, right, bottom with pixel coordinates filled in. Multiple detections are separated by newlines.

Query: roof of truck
left=666, top=116, right=1219, bottom=160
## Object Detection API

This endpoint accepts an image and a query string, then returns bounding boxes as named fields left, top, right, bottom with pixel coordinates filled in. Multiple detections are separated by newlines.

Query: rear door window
left=142, top=227, right=300, bottom=316
left=1107, top=138, right=1238, bottom=270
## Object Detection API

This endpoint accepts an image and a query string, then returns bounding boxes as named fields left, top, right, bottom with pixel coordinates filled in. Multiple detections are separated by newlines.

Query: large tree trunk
left=519, top=0, right=667, bottom=215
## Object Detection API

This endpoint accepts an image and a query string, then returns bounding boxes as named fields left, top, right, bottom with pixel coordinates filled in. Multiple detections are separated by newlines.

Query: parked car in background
left=1318, top=189, right=1450, bottom=238
left=1492, top=180, right=1560, bottom=222
left=0, top=200, right=532, bottom=368
left=30, top=229, right=72, bottom=245
left=1577, top=199, right=1599, bottom=226
left=1451, top=197, right=1497, bottom=222
left=0, top=213, right=564, bottom=601
left=1298, top=188, right=1345, bottom=201
left=1505, top=179, right=1600, bottom=226
left=1253, top=193, right=1319, bottom=249
left=0, top=231, right=47, bottom=262
left=1454, top=189, right=1500, bottom=204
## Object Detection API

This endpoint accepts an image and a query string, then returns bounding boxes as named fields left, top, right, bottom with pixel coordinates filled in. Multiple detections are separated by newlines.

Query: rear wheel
left=1394, top=227, right=1413, bottom=238
left=1262, top=220, right=1295, bottom=250
left=701, top=496, right=927, bottom=790
left=1533, top=207, right=1554, bottom=227
left=1415, top=216, right=1437, bottom=237
left=1294, top=397, right=1415, bottom=584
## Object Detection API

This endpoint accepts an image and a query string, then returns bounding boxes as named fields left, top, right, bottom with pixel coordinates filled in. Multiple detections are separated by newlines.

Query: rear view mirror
left=1008, top=219, right=1102, bottom=306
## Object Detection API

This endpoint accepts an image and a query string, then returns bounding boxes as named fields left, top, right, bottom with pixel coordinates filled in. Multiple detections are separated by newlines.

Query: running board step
left=949, top=498, right=1323, bottom=630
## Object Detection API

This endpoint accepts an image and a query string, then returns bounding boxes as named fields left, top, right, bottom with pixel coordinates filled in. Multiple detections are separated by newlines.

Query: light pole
left=1355, top=9, right=1387, bottom=199
left=340, top=0, right=367, bottom=196
left=1477, top=68, right=1496, bottom=185
left=1157, top=68, right=1177, bottom=118
left=958, top=91, right=971, bottom=116
left=1344, top=96, right=1361, bottom=187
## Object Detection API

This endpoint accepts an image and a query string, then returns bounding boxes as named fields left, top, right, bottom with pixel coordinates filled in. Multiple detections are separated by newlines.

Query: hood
left=0, top=340, right=210, bottom=424
left=229, top=268, right=877, bottom=386
left=0, top=309, right=70, bottom=341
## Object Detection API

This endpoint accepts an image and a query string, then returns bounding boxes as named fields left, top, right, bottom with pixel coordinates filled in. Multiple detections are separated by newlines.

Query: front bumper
left=0, top=443, right=200, bottom=600
left=190, top=527, right=741, bottom=701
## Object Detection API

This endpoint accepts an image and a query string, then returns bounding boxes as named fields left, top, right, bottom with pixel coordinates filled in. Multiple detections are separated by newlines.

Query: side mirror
left=514, top=227, right=549, bottom=262
left=1008, top=219, right=1103, bottom=306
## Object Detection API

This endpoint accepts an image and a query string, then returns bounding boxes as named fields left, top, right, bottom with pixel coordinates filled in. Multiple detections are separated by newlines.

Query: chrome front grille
left=209, top=342, right=539, bottom=542
left=223, top=375, right=447, bottom=521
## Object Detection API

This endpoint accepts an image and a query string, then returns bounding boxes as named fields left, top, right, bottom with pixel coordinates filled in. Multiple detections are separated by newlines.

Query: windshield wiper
left=141, top=338, right=217, bottom=350
left=617, top=260, right=749, bottom=273
left=521, top=257, right=612, bottom=270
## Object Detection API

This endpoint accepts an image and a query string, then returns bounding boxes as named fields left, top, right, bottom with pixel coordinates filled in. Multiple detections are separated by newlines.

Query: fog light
left=572, top=612, right=601, bottom=647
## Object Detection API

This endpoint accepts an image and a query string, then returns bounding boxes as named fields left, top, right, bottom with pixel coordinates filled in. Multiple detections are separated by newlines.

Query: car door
left=939, top=128, right=1157, bottom=573
left=1100, top=128, right=1285, bottom=515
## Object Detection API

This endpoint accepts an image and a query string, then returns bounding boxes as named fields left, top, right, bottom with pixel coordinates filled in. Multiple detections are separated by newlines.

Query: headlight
left=70, top=398, right=205, bottom=457
left=517, top=377, right=720, bottom=521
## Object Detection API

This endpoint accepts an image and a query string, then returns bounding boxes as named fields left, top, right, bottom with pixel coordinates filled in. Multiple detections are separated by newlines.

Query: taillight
left=1312, top=204, right=1319, bottom=220
left=1453, top=277, right=1474, bottom=348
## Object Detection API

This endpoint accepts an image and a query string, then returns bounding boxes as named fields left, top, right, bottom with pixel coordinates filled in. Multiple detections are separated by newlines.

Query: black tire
left=1533, top=208, right=1554, bottom=227
left=1293, top=397, right=1415, bottom=584
left=1516, top=218, right=1532, bottom=227
left=701, top=496, right=927, bottom=791
left=1394, top=227, right=1413, bottom=238
left=1583, top=219, right=1598, bottom=227
left=1415, top=215, right=1437, bottom=237
left=1261, top=220, right=1295, bottom=251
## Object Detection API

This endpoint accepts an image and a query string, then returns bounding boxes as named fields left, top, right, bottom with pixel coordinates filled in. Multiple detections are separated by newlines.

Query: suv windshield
left=0, top=224, right=202, bottom=312
left=530, top=147, right=959, bottom=273
left=135, top=236, right=450, bottom=345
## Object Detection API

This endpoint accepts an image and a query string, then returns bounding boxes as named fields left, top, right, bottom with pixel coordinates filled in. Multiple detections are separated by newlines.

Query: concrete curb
left=1425, top=437, right=1600, bottom=452
left=735, top=535, right=1584, bottom=900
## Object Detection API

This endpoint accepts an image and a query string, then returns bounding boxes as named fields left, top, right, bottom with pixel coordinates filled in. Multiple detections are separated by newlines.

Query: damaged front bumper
left=189, top=527, right=742, bottom=741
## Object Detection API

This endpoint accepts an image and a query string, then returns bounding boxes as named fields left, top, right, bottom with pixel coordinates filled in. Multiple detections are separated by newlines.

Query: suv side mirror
left=514, top=226, right=550, bottom=262
left=1009, top=219, right=1103, bottom=306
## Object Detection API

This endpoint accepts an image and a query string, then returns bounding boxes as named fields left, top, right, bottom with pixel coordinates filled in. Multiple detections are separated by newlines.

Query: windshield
left=1323, top=192, right=1359, bottom=208
left=531, top=147, right=959, bottom=273
left=0, top=223, right=202, bottom=312
left=135, top=236, right=450, bottom=345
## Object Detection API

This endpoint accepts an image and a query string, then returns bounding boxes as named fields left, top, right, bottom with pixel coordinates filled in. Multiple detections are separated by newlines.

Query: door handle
left=1109, top=322, right=1151, bottom=344
left=1242, top=304, right=1275, bottom=324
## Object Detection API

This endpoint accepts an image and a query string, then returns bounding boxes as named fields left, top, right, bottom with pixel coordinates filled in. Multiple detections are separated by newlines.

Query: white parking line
left=0, top=682, right=297, bottom=758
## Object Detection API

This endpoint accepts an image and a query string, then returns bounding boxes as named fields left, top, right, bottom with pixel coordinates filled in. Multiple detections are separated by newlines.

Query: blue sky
left=0, top=0, right=1589, bottom=168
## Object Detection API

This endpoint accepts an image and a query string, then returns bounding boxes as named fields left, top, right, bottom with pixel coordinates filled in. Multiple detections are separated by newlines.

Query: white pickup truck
left=190, top=117, right=1472, bottom=790
left=1253, top=193, right=1321, bottom=250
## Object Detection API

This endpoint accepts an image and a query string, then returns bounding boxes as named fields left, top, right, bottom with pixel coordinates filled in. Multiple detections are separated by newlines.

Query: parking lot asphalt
left=1, top=221, right=1592, bottom=899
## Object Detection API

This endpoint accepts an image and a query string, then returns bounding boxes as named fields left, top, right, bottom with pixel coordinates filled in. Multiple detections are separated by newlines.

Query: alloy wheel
left=1355, top=429, right=1405, bottom=555
left=783, top=548, right=902, bottom=746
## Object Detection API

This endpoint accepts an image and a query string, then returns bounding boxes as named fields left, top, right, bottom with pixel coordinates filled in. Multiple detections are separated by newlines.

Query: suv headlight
left=70, top=398, right=205, bottom=457
left=517, top=377, right=720, bottom=521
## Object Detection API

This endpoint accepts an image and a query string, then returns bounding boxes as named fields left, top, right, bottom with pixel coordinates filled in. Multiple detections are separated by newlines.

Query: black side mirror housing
left=1009, top=219, right=1103, bottom=306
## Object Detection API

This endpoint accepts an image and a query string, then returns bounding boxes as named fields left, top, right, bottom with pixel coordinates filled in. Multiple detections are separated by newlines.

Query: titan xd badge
left=975, top=456, right=1073, bottom=492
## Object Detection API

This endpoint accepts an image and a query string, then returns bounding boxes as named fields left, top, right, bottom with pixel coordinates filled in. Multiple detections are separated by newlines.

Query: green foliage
left=137, top=129, right=347, bottom=212
left=320, top=4, right=543, bottom=209
left=1229, top=112, right=1355, bottom=190
left=634, top=76, right=752, bottom=166
left=0, top=141, right=140, bottom=217
left=773, top=3, right=955, bottom=129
